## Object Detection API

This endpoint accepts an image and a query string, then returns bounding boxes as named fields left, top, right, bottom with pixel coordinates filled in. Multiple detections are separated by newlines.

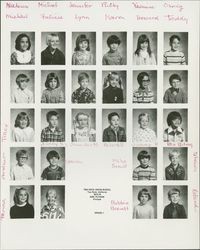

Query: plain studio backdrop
left=163, top=147, right=188, bottom=180
left=10, top=70, right=35, bottom=103
left=132, top=70, right=157, bottom=103
left=102, top=32, right=127, bottom=64
left=132, top=185, right=157, bottom=218
left=10, top=185, right=35, bottom=207
left=10, top=109, right=35, bottom=130
left=102, top=109, right=126, bottom=131
left=71, top=109, right=96, bottom=130
left=164, top=32, right=188, bottom=64
left=10, top=147, right=35, bottom=178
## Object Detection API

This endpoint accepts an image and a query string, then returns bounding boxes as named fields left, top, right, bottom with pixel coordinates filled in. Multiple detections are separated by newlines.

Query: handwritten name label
left=1, top=152, right=6, bottom=180
left=0, top=199, right=6, bottom=220
left=41, top=14, right=63, bottom=20
left=132, top=1, right=155, bottom=9
left=163, top=2, right=184, bottom=12
left=164, top=14, right=188, bottom=24
left=1, top=124, right=8, bottom=142
left=38, top=2, right=58, bottom=8
left=6, top=2, right=29, bottom=8
left=112, top=159, right=127, bottom=168
left=66, top=160, right=83, bottom=164
left=75, top=14, right=90, bottom=22
left=105, top=14, right=125, bottom=21
left=193, top=152, right=198, bottom=172
left=192, top=189, right=199, bottom=212
left=6, top=14, right=28, bottom=19
left=101, top=2, right=119, bottom=10
left=136, top=15, right=159, bottom=21
left=110, top=200, right=129, bottom=211
left=166, top=142, right=193, bottom=148
left=70, top=142, right=98, bottom=147
left=132, top=143, right=158, bottom=147
left=104, top=143, right=124, bottom=148
left=69, top=1, right=93, bottom=8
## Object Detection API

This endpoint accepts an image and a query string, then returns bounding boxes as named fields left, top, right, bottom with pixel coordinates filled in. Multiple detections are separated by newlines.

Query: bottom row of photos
left=10, top=185, right=188, bottom=219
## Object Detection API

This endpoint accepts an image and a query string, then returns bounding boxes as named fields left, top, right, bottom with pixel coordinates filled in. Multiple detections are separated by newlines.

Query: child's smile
left=19, top=119, right=28, bottom=129
left=171, top=79, right=180, bottom=89
left=171, top=154, right=179, bottom=166
left=18, top=190, right=27, bottom=204
left=171, top=193, right=180, bottom=204
left=49, top=79, right=58, bottom=90
left=171, top=38, right=180, bottom=51
left=109, top=75, right=119, bottom=88
left=110, top=116, right=120, bottom=128
left=139, top=117, right=149, bottom=129
left=49, top=37, right=59, bottom=50
left=77, top=115, right=88, bottom=128
left=140, top=41, right=148, bottom=51
left=49, top=157, right=59, bottom=167
left=171, top=118, right=181, bottom=129
left=18, top=156, right=27, bottom=166
left=47, top=192, right=56, bottom=206
left=19, top=79, right=28, bottom=90
left=49, top=116, right=58, bottom=128
left=110, top=43, right=119, bottom=52
left=79, top=79, right=89, bottom=89
left=141, top=76, right=150, bottom=89
left=19, top=37, right=29, bottom=51
left=140, top=194, right=149, bottom=205
left=79, top=41, right=88, bottom=51
left=140, top=157, right=149, bottom=167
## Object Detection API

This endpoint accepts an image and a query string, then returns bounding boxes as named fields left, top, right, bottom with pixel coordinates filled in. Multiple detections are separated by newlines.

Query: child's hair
left=169, top=35, right=181, bottom=46
left=13, top=187, right=29, bottom=204
left=16, top=74, right=30, bottom=86
left=46, top=33, right=59, bottom=46
left=138, top=113, right=149, bottom=123
left=169, top=149, right=180, bottom=160
left=75, top=112, right=89, bottom=123
left=45, top=72, right=60, bottom=89
left=137, top=72, right=150, bottom=87
left=135, top=34, right=152, bottom=56
left=16, top=150, right=28, bottom=160
left=78, top=72, right=89, bottom=83
left=169, top=74, right=181, bottom=85
left=137, top=188, right=151, bottom=201
left=107, top=35, right=121, bottom=47
left=46, top=189, right=57, bottom=199
left=168, top=188, right=180, bottom=200
left=75, top=34, right=90, bottom=51
left=15, top=33, right=31, bottom=51
left=167, top=111, right=182, bottom=126
left=14, top=112, right=30, bottom=128
left=46, top=150, right=60, bottom=161
left=108, top=112, right=120, bottom=121
left=137, top=150, right=151, bottom=161
left=104, top=72, right=122, bottom=89
left=46, top=111, right=59, bottom=122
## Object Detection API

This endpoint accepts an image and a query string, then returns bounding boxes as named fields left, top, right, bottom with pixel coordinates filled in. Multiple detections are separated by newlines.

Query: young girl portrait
left=11, top=32, right=35, bottom=65
left=41, top=72, right=65, bottom=103
left=133, top=33, right=157, bottom=65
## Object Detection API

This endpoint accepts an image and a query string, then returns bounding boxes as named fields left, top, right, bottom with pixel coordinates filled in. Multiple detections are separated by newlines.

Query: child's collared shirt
left=41, top=126, right=64, bottom=142
left=133, top=127, right=157, bottom=143
left=163, top=126, right=185, bottom=142
left=11, top=87, right=33, bottom=103
left=163, top=87, right=187, bottom=103
left=41, top=165, right=65, bottom=180
left=163, top=202, right=187, bottom=218
left=165, top=163, right=185, bottom=180
left=72, top=127, right=96, bottom=142
left=12, top=127, right=34, bottom=142
left=133, top=165, right=156, bottom=180
left=163, top=50, right=186, bottom=65
left=133, top=87, right=154, bottom=103
left=41, top=47, right=65, bottom=65
left=102, top=50, right=124, bottom=65
left=10, top=163, right=34, bottom=180
left=103, top=126, right=126, bottom=142
left=72, top=87, right=95, bottom=103
left=41, top=88, right=65, bottom=103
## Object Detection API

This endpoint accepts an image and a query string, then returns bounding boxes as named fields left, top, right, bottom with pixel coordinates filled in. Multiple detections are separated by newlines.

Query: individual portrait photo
left=10, top=185, right=34, bottom=219
left=10, top=147, right=34, bottom=180
left=10, top=32, right=35, bottom=65
left=163, top=147, right=188, bottom=180
left=102, top=32, right=127, bottom=65
left=71, top=109, right=96, bottom=142
left=132, top=147, right=157, bottom=181
left=41, top=32, right=65, bottom=65
left=102, top=109, right=126, bottom=142
left=163, top=185, right=188, bottom=219
left=41, top=70, right=65, bottom=103
left=132, top=70, right=157, bottom=103
left=41, top=185, right=65, bottom=219
left=11, top=109, right=34, bottom=142
left=10, top=70, right=35, bottom=104
left=132, top=109, right=157, bottom=144
left=132, top=185, right=157, bottom=219
left=72, top=32, right=96, bottom=65
left=41, top=147, right=65, bottom=180
left=163, top=109, right=188, bottom=142
left=133, top=32, right=157, bottom=65
left=163, top=32, right=188, bottom=65
left=102, top=71, right=126, bottom=104
left=71, top=70, right=96, bottom=103
left=41, top=109, right=65, bottom=142
left=163, top=70, right=188, bottom=103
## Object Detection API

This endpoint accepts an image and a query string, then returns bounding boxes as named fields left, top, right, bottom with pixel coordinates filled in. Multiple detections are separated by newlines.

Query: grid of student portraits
left=9, top=30, right=189, bottom=219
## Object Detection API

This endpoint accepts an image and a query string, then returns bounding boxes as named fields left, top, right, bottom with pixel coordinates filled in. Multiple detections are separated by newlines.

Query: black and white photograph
left=102, top=32, right=127, bottom=65
left=10, top=185, right=34, bottom=219
left=71, top=70, right=96, bottom=103
left=163, top=32, right=188, bottom=65
left=102, top=71, right=126, bottom=104
left=132, top=185, right=157, bottom=219
left=10, top=147, right=34, bottom=180
left=132, top=70, right=157, bottom=103
left=102, top=109, right=126, bottom=142
left=10, top=70, right=35, bottom=103
left=71, top=109, right=96, bottom=142
left=163, top=70, right=188, bottom=103
left=41, top=70, right=65, bottom=103
left=11, top=109, right=35, bottom=142
left=163, top=147, right=188, bottom=180
left=41, top=32, right=65, bottom=65
left=41, top=147, right=65, bottom=180
left=10, top=32, right=35, bottom=65
left=163, top=109, right=188, bottom=142
left=132, top=147, right=157, bottom=181
left=132, top=109, right=157, bottom=144
left=163, top=185, right=188, bottom=219
left=133, top=32, right=157, bottom=65
left=40, top=185, right=65, bottom=219
left=41, top=109, right=65, bottom=142
left=72, top=32, right=96, bottom=65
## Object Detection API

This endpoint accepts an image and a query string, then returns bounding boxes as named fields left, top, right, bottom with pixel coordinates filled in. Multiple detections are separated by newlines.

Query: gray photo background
left=10, top=70, right=35, bottom=103
left=102, top=32, right=127, bottom=64
left=132, top=185, right=157, bottom=218
left=102, top=109, right=126, bottom=131
left=41, top=32, right=65, bottom=55
left=10, top=185, right=34, bottom=207
left=163, top=147, right=188, bottom=180
left=11, top=109, right=35, bottom=130
left=71, top=109, right=96, bottom=130
left=132, top=70, right=157, bottom=103
left=164, top=32, right=188, bottom=64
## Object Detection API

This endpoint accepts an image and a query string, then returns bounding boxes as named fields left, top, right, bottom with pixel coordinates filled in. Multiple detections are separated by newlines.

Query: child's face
left=110, top=115, right=120, bottom=128
left=49, top=157, right=59, bottom=168
left=18, top=155, right=27, bottom=166
left=171, top=118, right=181, bottom=129
left=49, top=115, right=58, bottom=128
left=139, top=116, right=149, bottom=129
left=141, top=76, right=150, bottom=89
left=109, top=74, right=119, bottom=88
left=79, top=41, right=88, bottom=51
left=18, top=78, right=28, bottom=90
left=170, top=153, right=179, bottom=166
left=19, top=37, right=29, bottom=51
left=18, top=190, right=27, bottom=204
left=140, top=157, right=150, bottom=167
left=140, top=41, right=148, bottom=50
left=170, top=193, right=180, bottom=204
left=19, top=118, right=28, bottom=129
left=171, top=39, right=180, bottom=51
left=47, top=191, right=56, bottom=205
left=77, top=114, right=88, bottom=128
left=139, top=194, right=149, bottom=205
left=79, top=78, right=89, bottom=89
left=49, top=36, right=59, bottom=50
left=110, top=43, right=119, bottom=52
left=171, top=79, right=180, bottom=89
left=49, top=78, right=57, bottom=90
